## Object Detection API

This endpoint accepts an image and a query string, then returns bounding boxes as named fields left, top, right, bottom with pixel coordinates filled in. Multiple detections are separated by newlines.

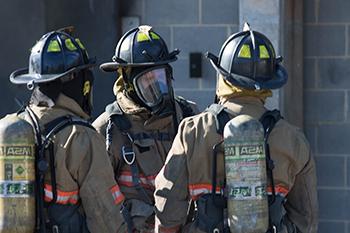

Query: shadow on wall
left=0, top=0, right=120, bottom=118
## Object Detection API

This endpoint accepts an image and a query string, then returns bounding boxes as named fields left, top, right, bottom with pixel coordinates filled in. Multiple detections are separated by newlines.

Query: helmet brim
left=99, top=57, right=177, bottom=72
left=10, top=63, right=96, bottom=85
left=207, top=54, right=288, bottom=90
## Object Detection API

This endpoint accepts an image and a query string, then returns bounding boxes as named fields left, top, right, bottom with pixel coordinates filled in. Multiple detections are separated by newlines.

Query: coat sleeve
left=70, top=128, right=124, bottom=233
left=284, top=134, right=318, bottom=233
left=155, top=119, right=193, bottom=232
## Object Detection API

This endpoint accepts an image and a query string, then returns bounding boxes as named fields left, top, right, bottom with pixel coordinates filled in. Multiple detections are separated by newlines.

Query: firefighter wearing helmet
left=0, top=28, right=123, bottom=233
left=93, top=25, right=198, bottom=233
left=154, top=23, right=318, bottom=233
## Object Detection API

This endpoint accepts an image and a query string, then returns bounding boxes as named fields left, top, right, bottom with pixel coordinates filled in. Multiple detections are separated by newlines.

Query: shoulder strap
left=175, top=96, right=196, bottom=118
left=105, top=101, right=153, bottom=209
left=259, top=109, right=282, bottom=139
left=205, top=104, right=235, bottom=135
left=106, top=101, right=131, bottom=131
left=42, top=115, right=95, bottom=204
left=44, top=115, right=95, bottom=137
left=259, top=109, right=282, bottom=199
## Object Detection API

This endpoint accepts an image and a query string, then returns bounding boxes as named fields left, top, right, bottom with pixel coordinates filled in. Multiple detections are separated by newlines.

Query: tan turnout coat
left=93, top=91, right=197, bottom=232
left=19, top=94, right=123, bottom=233
left=155, top=96, right=318, bottom=233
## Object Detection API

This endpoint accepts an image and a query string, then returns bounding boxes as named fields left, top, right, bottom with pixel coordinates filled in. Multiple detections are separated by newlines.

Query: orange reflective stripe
left=44, top=184, right=79, bottom=205
left=118, top=171, right=156, bottom=190
left=188, top=184, right=221, bottom=200
left=110, top=185, right=124, bottom=204
left=158, top=225, right=181, bottom=233
left=267, top=184, right=289, bottom=196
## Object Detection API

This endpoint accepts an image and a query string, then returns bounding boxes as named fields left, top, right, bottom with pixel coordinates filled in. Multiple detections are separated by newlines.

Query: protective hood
left=216, top=74, right=272, bottom=103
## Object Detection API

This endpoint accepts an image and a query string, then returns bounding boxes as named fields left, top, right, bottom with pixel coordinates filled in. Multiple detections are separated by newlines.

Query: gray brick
left=173, top=26, right=228, bottom=57
left=121, top=0, right=143, bottom=17
left=202, top=58, right=217, bottom=88
left=304, top=125, right=317, bottom=153
left=348, top=26, right=350, bottom=57
left=303, top=58, right=316, bottom=89
left=318, top=189, right=350, bottom=220
left=304, top=25, right=346, bottom=57
left=315, top=156, right=345, bottom=187
left=202, top=0, right=238, bottom=24
left=152, top=26, right=171, bottom=49
left=304, top=90, right=345, bottom=123
left=318, top=59, right=350, bottom=89
left=304, top=0, right=316, bottom=23
left=319, top=0, right=350, bottom=23
left=144, top=0, right=198, bottom=25
left=172, top=58, right=200, bottom=89
left=175, top=90, right=215, bottom=111
left=318, top=221, right=345, bottom=233
left=346, top=91, right=350, bottom=122
left=239, top=0, right=280, bottom=27
left=318, top=124, right=350, bottom=154
left=347, top=158, right=350, bottom=187
left=229, top=25, right=239, bottom=36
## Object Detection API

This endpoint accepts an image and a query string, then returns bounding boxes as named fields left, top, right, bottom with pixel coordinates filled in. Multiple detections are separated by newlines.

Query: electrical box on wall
left=189, top=52, right=202, bottom=78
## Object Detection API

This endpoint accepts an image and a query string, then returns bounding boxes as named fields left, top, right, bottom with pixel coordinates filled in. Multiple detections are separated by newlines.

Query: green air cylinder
left=223, top=114, right=268, bottom=233
left=0, top=115, right=36, bottom=233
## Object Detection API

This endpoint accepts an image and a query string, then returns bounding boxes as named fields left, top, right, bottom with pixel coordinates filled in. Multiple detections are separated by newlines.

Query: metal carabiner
left=122, top=146, right=136, bottom=165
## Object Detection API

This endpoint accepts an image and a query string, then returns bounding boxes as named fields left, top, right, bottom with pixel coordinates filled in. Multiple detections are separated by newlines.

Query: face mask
left=132, top=65, right=174, bottom=116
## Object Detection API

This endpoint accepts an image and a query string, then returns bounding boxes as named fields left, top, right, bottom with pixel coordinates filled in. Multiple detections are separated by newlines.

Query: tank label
left=225, top=144, right=264, bottom=159
left=0, top=146, right=33, bottom=157
left=0, top=181, right=34, bottom=197
left=227, top=182, right=266, bottom=200
left=225, top=142, right=267, bottom=201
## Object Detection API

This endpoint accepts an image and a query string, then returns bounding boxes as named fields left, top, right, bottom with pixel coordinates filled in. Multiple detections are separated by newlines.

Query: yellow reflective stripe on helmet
left=137, top=32, right=150, bottom=42
left=75, top=38, right=86, bottom=50
left=150, top=32, right=160, bottom=40
left=47, top=40, right=61, bottom=52
left=259, top=45, right=270, bottom=58
left=83, top=80, right=91, bottom=96
left=238, top=44, right=251, bottom=58
left=65, top=38, right=77, bottom=51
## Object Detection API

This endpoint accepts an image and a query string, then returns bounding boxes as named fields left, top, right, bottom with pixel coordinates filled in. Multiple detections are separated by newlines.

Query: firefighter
left=154, top=24, right=318, bottom=233
left=93, top=25, right=198, bottom=233
left=7, top=28, right=124, bottom=233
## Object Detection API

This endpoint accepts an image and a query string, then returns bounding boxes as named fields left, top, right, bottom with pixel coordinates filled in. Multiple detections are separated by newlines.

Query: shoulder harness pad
left=175, top=96, right=196, bottom=118
left=205, top=103, right=235, bottom=135
left=259, top=109, right=282, bottom=138
left=44, top=115, right=95, bottom=138
left=105, top=101, right=131, bottom=132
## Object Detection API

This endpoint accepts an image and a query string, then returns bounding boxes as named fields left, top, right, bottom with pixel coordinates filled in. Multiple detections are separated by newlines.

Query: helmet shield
left=133, top=66, right=171, bottom=108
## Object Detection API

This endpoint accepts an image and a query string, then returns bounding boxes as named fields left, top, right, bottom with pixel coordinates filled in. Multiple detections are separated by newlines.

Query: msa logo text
left=0, top=146, right=32, bottom=156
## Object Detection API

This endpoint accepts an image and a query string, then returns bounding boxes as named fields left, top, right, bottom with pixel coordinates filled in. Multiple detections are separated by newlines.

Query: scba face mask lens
left=133, top=66, right=171, bottom=107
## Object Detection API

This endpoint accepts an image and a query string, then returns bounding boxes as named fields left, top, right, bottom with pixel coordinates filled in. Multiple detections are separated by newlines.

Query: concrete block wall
left=120, top=0, right=239, bottom=111
left=304, top=0, right=350, bottom=232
